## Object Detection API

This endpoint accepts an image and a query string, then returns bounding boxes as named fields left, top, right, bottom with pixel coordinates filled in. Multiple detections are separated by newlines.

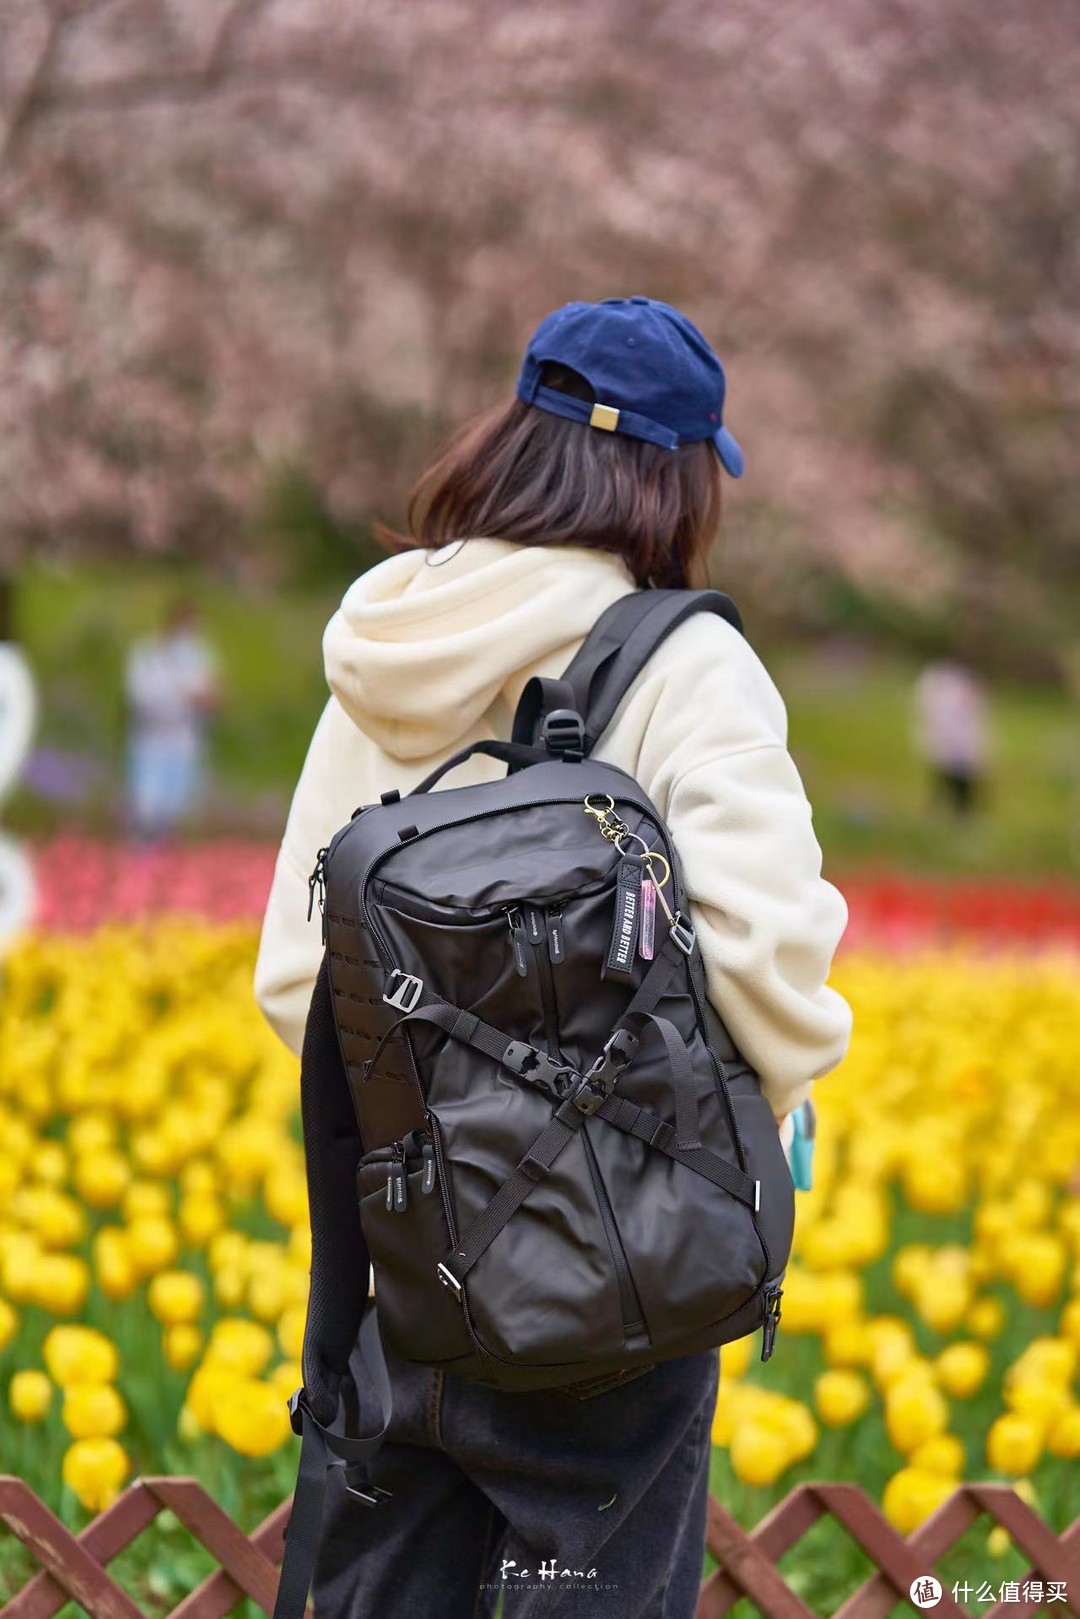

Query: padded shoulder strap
left=513, top=588, right=743, bottom=757
left=273, top=955, right=394, bottom=1619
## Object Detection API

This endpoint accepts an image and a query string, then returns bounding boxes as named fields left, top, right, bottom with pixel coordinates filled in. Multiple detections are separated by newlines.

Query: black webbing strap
left=274, top=1306, right=393, bottom=1619
left=596, top=1093, right=757, bottom=1208
left=640, top=1012, right=702, bottom=1152
left=509, top=589, right=743, bottom=759
left=364, top=999, right=514, bottom=1083
left=438, top=1098, right=588, bottom=1289
left=568, top=588, right=744, bottom=755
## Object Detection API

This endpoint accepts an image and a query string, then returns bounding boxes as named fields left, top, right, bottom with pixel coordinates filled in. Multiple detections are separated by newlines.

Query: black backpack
left=273, top=588, right=795, bottom=1619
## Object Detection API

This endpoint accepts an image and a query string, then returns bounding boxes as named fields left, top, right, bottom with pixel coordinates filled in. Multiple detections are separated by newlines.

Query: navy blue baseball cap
left=516, top=295, right=745, bottom=477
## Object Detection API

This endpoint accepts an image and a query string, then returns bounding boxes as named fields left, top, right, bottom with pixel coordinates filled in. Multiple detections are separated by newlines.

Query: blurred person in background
left=914, top=655, right=990, bottom=819
left=124, top=596, right=221, bottom=842
left=255, top=297, right=851, bottom=1619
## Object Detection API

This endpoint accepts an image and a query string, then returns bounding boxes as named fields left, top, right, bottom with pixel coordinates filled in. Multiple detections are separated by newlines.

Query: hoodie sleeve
left=253, top=695, right=372, bottom=1055
left=607, top=615, right=853, bottom=1119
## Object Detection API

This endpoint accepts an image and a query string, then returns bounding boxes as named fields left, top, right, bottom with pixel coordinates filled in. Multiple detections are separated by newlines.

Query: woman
left=255, top=296, right=851, bottom=1618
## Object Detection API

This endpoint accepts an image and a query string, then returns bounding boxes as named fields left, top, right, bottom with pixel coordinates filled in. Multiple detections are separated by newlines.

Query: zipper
left=531, top=904, right=648, bottom=1351
left=547, top=907, right=565, bottom=965
left=307, top=846, right=330, bottom=943
left=525, top=905, right=559, bottom=1049
left=506, top=907, right=530, bottom=977
left=581, top=1128, right=649, bottom=1348
left=760, top=1279, right=783, bottom=1362
left=363, top=1129, right=438, bottom=1212
left=386, top=1140, right=407, bottom=1213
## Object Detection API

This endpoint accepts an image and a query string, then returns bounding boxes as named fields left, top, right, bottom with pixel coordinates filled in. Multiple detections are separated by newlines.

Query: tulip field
left=2, top=840, right=1080, bottom=1613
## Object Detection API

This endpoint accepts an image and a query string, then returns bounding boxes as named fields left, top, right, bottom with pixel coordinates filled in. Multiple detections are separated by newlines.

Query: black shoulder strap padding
left=274, top=955, right=394, bottom=1619
left=298, top=954, right=370, bottom=1420
left=563, top=588, right=744, bottom=755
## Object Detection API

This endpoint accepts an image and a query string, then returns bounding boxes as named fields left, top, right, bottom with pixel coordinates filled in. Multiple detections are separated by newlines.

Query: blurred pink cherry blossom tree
left=0, top=0, right=1075, bottom=662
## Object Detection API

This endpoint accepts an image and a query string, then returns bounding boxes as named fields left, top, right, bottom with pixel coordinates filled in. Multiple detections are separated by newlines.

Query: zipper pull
left=307, top=846, right=330, bottom=942
left=506, top=908, right=529, bottom=977
left=385, top=1141, right=407, bottom=1213
left=421, top=1140, right=436, bottom=1194
left=523, top=906, right=545, bottom=946
left=547, top=907, right=565, bottom=965
left=760, top=1283, right=783, bottom=1362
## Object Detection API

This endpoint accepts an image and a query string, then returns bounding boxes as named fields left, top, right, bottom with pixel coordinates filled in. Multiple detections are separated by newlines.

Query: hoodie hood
left=322, top=538, right=638, bottom=759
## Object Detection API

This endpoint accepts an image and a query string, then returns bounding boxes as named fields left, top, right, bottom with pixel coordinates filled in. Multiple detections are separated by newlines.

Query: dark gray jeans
left=311, top=1333, right=720, bottom=1618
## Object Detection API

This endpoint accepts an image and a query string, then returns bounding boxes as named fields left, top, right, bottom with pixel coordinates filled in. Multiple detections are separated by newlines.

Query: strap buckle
left=540, top=708, right=586, bottom=761
left=669, top=915, right=696, bottom=956
left=502, top=1041, right=579, bottom=1099
left=287, top=1386, right=307, bottom=1437
left=436, top=1261, right=463, bottom=1301
left=383, top=971, right=424, bottom=1013
left=571, top=1028, right=639, bottom=1116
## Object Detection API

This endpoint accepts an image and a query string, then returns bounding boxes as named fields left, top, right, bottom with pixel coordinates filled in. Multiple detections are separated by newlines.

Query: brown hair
left=374, top=363, right=722, bottom=589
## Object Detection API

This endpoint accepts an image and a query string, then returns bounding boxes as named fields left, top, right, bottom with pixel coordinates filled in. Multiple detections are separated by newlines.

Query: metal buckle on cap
left=383, top=971, right=424, bottom=1013
left=589, top=402, right=620, bottom=431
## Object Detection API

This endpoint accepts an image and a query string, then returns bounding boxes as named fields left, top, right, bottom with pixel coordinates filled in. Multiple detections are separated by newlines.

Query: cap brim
left=713, top=426, right=745, bottom=478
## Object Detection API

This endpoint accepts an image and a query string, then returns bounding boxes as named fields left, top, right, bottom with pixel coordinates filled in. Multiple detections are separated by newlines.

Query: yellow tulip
left=186, top=1362, right=244, bottom=1431
left=910, top=1433, right=967, bottom=1478
left=62, top=1437, right=130, bottom=1511
left=179, top=1194, right=226, bottom=1247
left=1010, top=1336, right=1077, bottom=1386
left=1009, top=1234, right=1067, bottom=1308
left=935, top=1343, right=989, bottom=1398
left=67, top=1114, right=116, bottom=1155
left=73, top=1150, right=131, bottom=1210
left=205, top=1318, right=274, bottom=1376
left=44, top=1325, right=119, bottom=1386
left=969, top=1297, right=1006, bottom=1341
left=885, top=1378, right=949, bottom=1454
left=213, top=1378, right=293, bottom=1457
left=882, top=1466, right=955, bottom=1533
left=35, top=1141, right=68, bottom=1186
left=913, top=1274, right=972, bottom=1335
left=122, top=1182, right=172, bottom=1221
left=164, top=1324, right=204, bottom=1372
left=126, top=1215, right=179, bottom=1277
left=0, top=1298, right=17, bottom=1351
left=10, top=1369, right=52, bottom=1422
left=822, top=1319, right=875, bottom=1368
left=815, top=1369, right=870, bottom=1427
left=148, top=1271, right=205, bottom=1326
left=1060, top=1298, right=1080, bottom=1346
left=729, top=1420, right=791, bottom=1486
left=34, top=1254, right=91, bottom=1315
left=986, top=1413, right=1042, bottom=1476
left=93, top=1227, right=137, bottom=1301
left=902, top=1155, right=968, bottom=1216
left=63, top=1383, right=127, bottom=1440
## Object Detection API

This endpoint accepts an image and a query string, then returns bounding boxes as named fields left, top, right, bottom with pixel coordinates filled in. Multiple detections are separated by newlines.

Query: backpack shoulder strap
left=273, top=954, right=394, bottom=1619
left=513, top=587, right=744, bottom=758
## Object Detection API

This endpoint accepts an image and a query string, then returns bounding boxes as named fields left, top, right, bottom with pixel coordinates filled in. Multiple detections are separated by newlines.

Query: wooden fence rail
left=2, top=1476, right=1078, bottom=1618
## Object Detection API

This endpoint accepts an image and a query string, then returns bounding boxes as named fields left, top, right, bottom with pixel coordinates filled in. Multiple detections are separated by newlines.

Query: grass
left=7, top=560, right=1078, bottom=876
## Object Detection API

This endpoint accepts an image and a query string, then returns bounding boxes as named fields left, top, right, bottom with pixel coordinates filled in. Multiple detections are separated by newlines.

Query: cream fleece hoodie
left=253, top=539, right=852, bottom=1135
